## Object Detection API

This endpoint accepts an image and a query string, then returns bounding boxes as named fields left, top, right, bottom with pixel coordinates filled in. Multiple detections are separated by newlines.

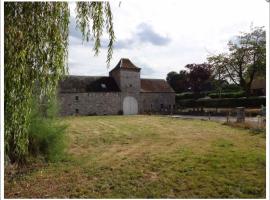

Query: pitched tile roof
left=140, top=79, right=175, bottom=93
left=59, top=76, right=120, bottom=93
left=110, top=58, right=141, bottom=72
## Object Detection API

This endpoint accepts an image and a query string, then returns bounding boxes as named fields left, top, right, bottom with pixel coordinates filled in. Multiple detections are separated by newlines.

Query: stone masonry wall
left=59, top=92, right=121, bottom=116
left=140, top=92, right=175, bottom=113
left=119, top=70, right=141, bottom=108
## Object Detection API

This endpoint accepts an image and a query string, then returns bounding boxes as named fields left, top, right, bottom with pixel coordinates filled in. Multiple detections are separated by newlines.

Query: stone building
left=58, top=58, right=175, bottom=115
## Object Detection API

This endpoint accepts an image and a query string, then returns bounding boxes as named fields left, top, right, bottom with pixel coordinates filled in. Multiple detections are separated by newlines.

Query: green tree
left=5, top=2, right=115, bottom=163
left=208, top=26, right=266, bottom=96
left=166, top=71, right=190, bottom=93
left=185, top=63, right=213, bottom=93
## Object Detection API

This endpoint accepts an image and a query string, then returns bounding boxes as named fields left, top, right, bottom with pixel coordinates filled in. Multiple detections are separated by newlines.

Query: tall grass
left=28, top=94, right=67, bottom=162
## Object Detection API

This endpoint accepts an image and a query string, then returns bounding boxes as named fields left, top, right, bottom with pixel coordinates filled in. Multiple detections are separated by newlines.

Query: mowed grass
left=5, top=115, right=266, bottom=198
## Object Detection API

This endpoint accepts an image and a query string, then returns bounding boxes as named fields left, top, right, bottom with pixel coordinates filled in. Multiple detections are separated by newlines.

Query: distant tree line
left=166, top=63, right=214, bottom=93
left=167, top=26, right=266, bottom=96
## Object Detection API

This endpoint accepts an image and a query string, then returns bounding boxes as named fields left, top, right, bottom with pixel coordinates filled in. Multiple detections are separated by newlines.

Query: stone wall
left=140, top=92, right=175, bottom=113
left=59, top=92, right=121, bottom=116
left=119, top=70, right=141, bottom=112
left=118, top=70, right=140, bottom=93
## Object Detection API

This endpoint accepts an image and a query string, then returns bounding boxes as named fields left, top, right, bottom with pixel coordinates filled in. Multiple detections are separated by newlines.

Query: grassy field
left=5, top=115, right=266, bottom=198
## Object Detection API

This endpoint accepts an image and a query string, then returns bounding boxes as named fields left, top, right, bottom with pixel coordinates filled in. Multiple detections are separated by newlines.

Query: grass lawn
left=5, top=115, right=266, bottom=198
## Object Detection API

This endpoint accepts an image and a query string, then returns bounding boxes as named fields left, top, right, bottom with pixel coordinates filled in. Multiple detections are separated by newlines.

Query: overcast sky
left=68, top=0, right=268, bottom=79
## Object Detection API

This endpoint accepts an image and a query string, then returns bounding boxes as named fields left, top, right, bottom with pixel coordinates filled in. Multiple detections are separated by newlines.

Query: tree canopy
left=166, top=70, right=189, bottom=93
left=4, top=2, right=115, bottom=163
left=208, top=26, right=266, bottom=95
left=166, top=63, right=213, bottom=93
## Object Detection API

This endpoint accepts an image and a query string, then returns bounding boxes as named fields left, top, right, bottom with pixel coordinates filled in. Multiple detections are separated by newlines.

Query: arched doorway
left=123, top=96, right=138, bottom=115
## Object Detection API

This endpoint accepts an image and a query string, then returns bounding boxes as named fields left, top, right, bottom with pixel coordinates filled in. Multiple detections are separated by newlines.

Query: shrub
left=176, top=92, right=206, bottom=100
left=28, top=95, right=67, bottom=162
left=176, top=97, right=266, bottom=108
left=221, top=84, right=242, bottom=92
left=208, top=90, right=246, bottom=98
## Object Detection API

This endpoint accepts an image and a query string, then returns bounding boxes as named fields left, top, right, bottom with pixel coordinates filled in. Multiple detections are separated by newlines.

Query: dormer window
left=101, top=83, right=106, bottom=89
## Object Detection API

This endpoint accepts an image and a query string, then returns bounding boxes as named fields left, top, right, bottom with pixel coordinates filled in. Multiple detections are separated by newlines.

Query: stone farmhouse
left=58, top=58, right=175, bottom=115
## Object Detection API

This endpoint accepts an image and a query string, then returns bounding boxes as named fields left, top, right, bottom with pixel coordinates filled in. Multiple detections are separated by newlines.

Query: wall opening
left=123, top=96, right=138, bottom=115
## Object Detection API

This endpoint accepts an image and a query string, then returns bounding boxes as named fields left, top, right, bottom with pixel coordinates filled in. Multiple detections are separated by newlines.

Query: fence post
left=236, top=107, right=245, bottom=123
left=226, top=112, right=230, bottom=123
left=257, top=115, right=261, bottom=129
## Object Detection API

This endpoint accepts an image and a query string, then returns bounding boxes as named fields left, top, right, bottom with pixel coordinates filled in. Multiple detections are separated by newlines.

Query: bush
left=176, top=92, right=207, bottom=100
left=176, top=97, right=266, bottom=108
left=208, top=91, right=246, bottom=98
left=28, top=95, right=67, bottom=162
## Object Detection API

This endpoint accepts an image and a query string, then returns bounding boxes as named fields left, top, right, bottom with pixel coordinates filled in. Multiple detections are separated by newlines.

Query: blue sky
left=68, top=0, right=268, bottom=79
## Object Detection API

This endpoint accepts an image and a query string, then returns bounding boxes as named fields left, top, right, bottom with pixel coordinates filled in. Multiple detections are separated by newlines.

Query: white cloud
left=68, top=0, right=268, bottom=79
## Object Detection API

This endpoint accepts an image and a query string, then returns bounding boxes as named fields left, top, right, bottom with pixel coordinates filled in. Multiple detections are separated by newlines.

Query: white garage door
left=123, top=96, right=138, bottom=115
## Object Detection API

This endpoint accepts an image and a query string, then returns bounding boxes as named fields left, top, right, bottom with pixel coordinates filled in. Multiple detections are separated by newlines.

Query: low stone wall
left=59, top=92, right=121, bottom=116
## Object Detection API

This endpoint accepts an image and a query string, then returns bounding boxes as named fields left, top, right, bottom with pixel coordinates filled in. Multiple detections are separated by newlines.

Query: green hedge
left=176, top=92, right=208, bottom=100
left=176, top=97, right=266, bottom=108
left=176, top=91, right=247, bottom=101
left=208, top=90, right=246, bottom=98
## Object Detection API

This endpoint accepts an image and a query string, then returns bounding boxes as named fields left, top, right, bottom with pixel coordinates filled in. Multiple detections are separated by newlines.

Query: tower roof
left=110, top=58, right=141, bottom=72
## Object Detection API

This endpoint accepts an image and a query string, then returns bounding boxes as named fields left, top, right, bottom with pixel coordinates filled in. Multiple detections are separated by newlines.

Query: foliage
left=208, top=26, right=266, bottom=95
left=220, top=83, right=242, bottom=92
left=166, top=70, right=189, bottom=93
left=5, top=2, right=69, bottom=163
left=176, top=92, right=207, bottom=100
left=76, top=2, right=115, bottom=65
left=28, top=95, right=67, bottom=162
left=166, top=63, right=213, bottom=93
left=176, top=90, right=246, bottom=101
left=4, top=2, right=115, bottom=163
left=176, top=97, right=266, bottom=108
left=208, top=90, right=246, bottom=99
left=185, top=63, right=213, bottom=93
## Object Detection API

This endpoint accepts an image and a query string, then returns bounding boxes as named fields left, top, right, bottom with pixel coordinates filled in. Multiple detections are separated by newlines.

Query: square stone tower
left=109, top=58, right=141, bottom=114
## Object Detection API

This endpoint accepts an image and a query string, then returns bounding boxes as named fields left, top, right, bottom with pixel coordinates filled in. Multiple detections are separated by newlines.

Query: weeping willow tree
left=5, top=2, right=115, bottom=163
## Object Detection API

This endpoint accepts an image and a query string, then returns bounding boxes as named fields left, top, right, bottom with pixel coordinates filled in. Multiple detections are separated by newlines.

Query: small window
left=160, top=104, right=164, bottom=109
left=129, top=84, right=132, bottom=87
left=75, top=96, right=79, bottom=100
left=168, top=105, right=171, bottom=109
left=101, top=83, right=106, bottom=89
left=75, top=109, right=79, bottom=114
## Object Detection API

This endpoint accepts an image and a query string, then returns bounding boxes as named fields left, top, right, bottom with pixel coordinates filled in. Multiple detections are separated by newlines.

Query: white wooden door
left=123, top=96, right=138, bottom=115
